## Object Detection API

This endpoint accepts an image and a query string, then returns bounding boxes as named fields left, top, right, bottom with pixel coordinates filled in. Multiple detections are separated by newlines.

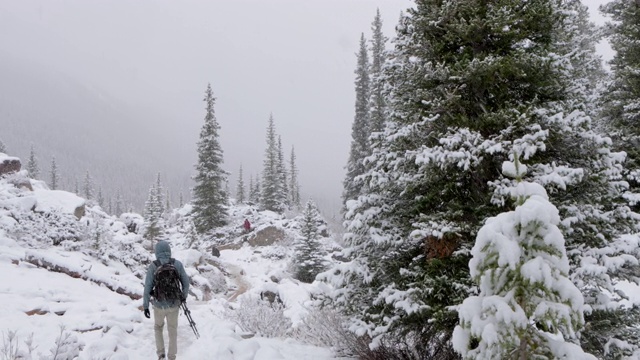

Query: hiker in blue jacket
left=143, top=240, right=190, bottom=360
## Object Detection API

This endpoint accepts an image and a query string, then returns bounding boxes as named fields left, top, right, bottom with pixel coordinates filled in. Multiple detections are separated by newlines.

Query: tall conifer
left=601, top=0, right=640, bottom=208
left=289, top=146, right=301, bottom=208
left=192, top=83, right=228, bottom=233
left=342, top=34, right=371, bottom=208
left=277, top=136, right=289, bottom=209
left=27, top=145, right=39, bottom=179
left=236, top=164, right=246, bottom=204
left=83, top=170, right=94, bottom=200
left=369, top=9, right=388, bottom=136
left=144, top=173, right=164, bottom=240
left=329, top=0, right=640, bottom=356
left=260, top=114, right=282, bottom=212
left=50, top=156, right=60, bottom=190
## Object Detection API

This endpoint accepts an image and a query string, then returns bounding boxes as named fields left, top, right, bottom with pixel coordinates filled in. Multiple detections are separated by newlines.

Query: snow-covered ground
left=0, top=169, right=346, bottom=359
left=0, top=229, right=344, bottom=359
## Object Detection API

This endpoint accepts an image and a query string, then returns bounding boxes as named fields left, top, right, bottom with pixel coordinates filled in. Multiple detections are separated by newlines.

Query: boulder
left=260, top=290, right=282, bottom=305
left=0, top=154, right=21, bottom=176
left=11, top=178, right=33, bottom=191
left=211, top=247, right=220, bottom=257
left=33, top=189, right=86, bottom=220
left=74, top=204, right=86, bottom=219
left=247, top=226, right=286, bottom=247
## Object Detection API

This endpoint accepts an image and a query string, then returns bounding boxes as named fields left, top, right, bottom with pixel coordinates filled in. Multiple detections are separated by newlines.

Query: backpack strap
left=153, top=260, right=161, bottom=267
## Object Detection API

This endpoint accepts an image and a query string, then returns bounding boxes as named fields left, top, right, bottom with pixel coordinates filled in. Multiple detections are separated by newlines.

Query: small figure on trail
left=143, top=240, right=190, bottom=360
left=243, top=218, right=251, bottom=233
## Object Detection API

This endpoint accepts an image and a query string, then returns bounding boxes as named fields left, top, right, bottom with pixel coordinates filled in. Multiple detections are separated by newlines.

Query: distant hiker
left=243, top=218, right=251, bottom=232
left=143, top=240, right=190, bottom=360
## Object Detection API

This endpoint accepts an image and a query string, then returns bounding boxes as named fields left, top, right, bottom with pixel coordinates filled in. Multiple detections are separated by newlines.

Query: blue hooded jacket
left=143, top=240, right=190, bottom=310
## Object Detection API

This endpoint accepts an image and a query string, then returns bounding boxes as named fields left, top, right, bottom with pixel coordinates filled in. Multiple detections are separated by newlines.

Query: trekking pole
left=180, top=301, right=200, bottom=339
left=173, top=278, right=200, bottom=338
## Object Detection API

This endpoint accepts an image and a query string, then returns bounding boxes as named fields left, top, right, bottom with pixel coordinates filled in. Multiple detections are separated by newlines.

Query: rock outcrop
left=0, top=154, right=21, bottom=176
left=247, top=226, right=286, bottom=247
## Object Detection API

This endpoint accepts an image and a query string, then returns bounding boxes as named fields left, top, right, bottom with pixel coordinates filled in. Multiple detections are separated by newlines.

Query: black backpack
left=152, top=258, right=182, bottom=302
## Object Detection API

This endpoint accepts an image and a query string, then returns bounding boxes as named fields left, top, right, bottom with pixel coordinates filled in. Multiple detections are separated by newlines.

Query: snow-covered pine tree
left=293, top=200, right=326, bottom=283
left=368, top=9, right=388, bottom=136
left=236, top=164, right=246, bottom=204
left=248, top=176, right=255, bottom=204
left=114, top=191, right=123, bottom=216
left=192, top=83, right=228, bottom=233
left=179, top=192, right=184, bottom=208
left=83, top=170, right=94, bottom=200
left=289, top=146, right=301, bottom=208
left=342, top=34, right=370, bottom=208
left=251, top=176, right=261, bottom=205
left=261, top=114, right=283, bottom=212
left=27, top=144, right=39, bottom=179
left=277, top=136, right=289, bottom=209
left=330, top=0, right=640, bottom=357
left=453, top=157, right=595, bottom=360
left=165, top=189, right=171, bottom=212
left=601, top=0, right=640, bottom=209
left=97, top=187, right=104, bottom=207
left=73, top=178, right=79, bottom=195
left=0, top=139, right=6, bottom=153
left=144, top=173, right=164, bottom=240
left=50, top=156, right=60, bottom=190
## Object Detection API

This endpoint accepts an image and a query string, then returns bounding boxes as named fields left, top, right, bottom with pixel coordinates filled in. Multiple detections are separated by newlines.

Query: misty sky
left=0, top=0, right=615, bottom=215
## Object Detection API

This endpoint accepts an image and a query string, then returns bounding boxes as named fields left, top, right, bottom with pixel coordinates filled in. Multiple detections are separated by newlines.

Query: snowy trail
left=225, top=262, right=251, bottom=302
left=0, top=251, right=339, bottom=359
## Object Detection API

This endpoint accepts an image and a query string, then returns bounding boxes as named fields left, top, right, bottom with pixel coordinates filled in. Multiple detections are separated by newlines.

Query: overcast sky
left=0, top=0, right=615, bottom=215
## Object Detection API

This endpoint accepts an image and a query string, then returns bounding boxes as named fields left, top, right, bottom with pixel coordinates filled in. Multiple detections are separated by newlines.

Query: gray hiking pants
left=154, top=305, right=179, bottom=360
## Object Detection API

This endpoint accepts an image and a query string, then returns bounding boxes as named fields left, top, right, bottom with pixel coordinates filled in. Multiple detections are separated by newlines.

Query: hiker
left=243, top=218, right=251, bottom=232
left=143, top=240, right=190, bottom=360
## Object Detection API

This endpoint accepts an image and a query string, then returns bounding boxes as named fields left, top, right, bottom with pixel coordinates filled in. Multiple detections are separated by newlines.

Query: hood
left=155, top=240, right=172, bottom=262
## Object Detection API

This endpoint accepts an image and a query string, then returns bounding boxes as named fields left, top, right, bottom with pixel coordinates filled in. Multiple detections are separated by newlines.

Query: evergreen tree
left=369, top=9, right=388, bottom=136
left=73, top=178, right=79, bottom=195
left=83, top=170, right=94, bottom=200
left=144, top=173, right=164, bottom=240
left=293, top=200, right=327, bottom=283
left=165, top=189, right=171, bottom=212
left=260, top=114, right=283, bottom=212
left=328, top=0, right=640, bottom=357
left=27, top=144, right=39, bottom=179
left=248, top=175, right=259, bottom=204
left=108, top=198, right=113, bottom=215
left=179, top=192, right=184, bottom=208
left=50, top=156, right=60, bottom=190
left=601, top=0, right=640, bottom=209
left=192, top=83, right=228, bottom=233
left=342, top=34, right=370, bottom=207
left=453, top=157, right=594, bottom=359
left=277, top=136, right=289, bottom=209
left=97, top=187, right=104, bottom=207
left=114, top=191, right=123, bottom=216
left=236, top=164, right=246, bottom=204
left=289, top=146, right=301, bottom=208
left=0, top=139, right=6, bottom=153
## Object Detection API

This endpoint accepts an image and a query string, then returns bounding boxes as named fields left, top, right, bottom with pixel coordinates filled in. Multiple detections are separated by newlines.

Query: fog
left=0, top=0, right=614, bottom=216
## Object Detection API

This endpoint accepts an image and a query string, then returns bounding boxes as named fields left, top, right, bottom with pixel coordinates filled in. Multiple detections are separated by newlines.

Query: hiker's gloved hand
left=144, top=309, right=150, bottom=319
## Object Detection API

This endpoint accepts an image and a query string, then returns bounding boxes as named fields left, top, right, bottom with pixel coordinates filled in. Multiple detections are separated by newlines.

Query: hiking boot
left=158, top=355, right=165, bottom=360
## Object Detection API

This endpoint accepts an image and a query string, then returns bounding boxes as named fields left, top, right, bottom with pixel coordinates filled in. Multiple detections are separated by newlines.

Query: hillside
left=0, top=53, right=197, bottom=211
left=0, top=153, right=348, bottom=359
